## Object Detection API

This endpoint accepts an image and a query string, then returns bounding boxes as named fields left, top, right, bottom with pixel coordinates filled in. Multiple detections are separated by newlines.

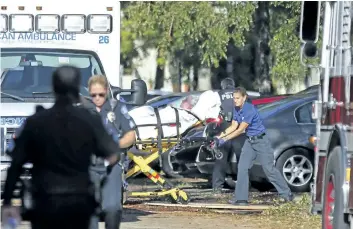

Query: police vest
left=218, top=89, right=234, bottom=123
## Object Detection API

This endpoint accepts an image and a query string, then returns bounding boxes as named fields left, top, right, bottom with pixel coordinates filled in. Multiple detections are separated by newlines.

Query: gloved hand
left=214, top=137, right=227, bottom=147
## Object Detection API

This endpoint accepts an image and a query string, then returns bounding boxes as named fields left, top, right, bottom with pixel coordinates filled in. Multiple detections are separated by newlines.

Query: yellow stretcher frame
left=124, top=138, right=189, bottom=204
left=123, top=121, right=204, bottom=204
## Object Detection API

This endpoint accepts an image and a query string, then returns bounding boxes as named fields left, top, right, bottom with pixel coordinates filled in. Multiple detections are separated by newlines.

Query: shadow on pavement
left=122, top=207, right=156, bottom=223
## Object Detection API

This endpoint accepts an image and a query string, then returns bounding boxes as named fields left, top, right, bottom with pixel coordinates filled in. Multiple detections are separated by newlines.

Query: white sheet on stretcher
left=128, top=90, right=221, bottom=140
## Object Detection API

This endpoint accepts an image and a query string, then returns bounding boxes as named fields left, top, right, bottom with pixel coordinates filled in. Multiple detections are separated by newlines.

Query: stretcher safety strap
left=173, top=107, right=180, bottom=140
left=154, top=108, right=163, bottom=154
left=133, top=108, right=182, bottom=147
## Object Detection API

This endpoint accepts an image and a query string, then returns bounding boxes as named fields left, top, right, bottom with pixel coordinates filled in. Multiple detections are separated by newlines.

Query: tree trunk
left=254, top=1, right=272, bottom=94
left=192, top=64, right=199, bottom=91
left=154, top=66, right=164, bottom=89
left=154, top=49, right=164, bottom=90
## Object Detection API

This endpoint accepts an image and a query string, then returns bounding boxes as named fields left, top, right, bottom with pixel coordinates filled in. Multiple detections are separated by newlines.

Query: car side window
left=295, top=103, right=314, bottom=124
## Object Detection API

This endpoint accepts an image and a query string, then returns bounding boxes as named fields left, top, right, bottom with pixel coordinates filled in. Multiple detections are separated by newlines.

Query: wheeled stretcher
left=124, top=107, right=205, bottom=204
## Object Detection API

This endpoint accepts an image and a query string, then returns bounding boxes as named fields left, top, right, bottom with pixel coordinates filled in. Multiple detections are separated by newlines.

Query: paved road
left=14, top=211, right=256, bottom=229
left=2, top=178, right=290, bottom=229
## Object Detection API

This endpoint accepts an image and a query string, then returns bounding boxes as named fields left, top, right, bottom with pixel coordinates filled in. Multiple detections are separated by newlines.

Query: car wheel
left=161, top=148, right=185, bottom=178
left=322, top=146, right=349, bottom=229
left=276, top=148, right=314, bottom=192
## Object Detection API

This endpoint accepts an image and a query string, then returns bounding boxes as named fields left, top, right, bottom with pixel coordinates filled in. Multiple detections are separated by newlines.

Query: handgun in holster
left=91, top=154, right=105, bottom=166
left=20, top=176, right=34, bottom=220
left=224, top=111, right=233, bottom=122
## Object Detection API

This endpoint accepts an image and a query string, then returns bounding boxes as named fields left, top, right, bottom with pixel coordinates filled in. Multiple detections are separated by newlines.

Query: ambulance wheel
left=322, top=146, right=349, bottom=229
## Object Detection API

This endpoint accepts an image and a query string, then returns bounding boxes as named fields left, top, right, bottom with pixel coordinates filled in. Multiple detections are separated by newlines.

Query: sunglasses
left=90, top=93, right=106, bottom=98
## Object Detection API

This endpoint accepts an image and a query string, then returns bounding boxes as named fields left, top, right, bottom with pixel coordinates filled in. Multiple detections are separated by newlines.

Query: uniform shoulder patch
left=120, top=104, right=131, bottom=119
left=107, top=111, right=116, bottom=122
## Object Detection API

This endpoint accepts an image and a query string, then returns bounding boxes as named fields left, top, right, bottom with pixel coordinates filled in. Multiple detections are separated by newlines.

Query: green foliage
left=121, top=2, right=256, bottom=68
left=121, top=1, right=312, bottom=89
left=269, top=1, right=306, bottom=88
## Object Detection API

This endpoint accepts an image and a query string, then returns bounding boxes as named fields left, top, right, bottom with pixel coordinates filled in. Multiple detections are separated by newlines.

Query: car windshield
left=146, top=94, right=201, bottom=110
left=0, top=48, right=105, bottom=99
left=170, top=94, right=200, bottom=110
left=146, top=95, right=182, bottom=107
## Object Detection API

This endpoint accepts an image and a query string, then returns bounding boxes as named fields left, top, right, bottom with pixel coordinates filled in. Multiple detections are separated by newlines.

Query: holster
left=20, top=178, right=34, bottom=220
left=91, top=155, right=105, bottom=166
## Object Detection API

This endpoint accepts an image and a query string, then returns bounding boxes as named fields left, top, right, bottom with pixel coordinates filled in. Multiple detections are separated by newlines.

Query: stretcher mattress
left=128, top=90, right=221, bottom=140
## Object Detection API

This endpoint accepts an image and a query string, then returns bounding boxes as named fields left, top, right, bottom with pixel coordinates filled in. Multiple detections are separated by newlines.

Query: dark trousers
left=212, top=140, right=234, bottom=189
left=89, top=163, right=123, bottom=229
left=31, top=194, right=96, bottom=229
left=234, top=135, right=291, bottom=201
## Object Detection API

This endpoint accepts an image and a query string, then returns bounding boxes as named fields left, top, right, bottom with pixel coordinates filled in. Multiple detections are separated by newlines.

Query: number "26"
left=99, top=36, right=109, bottom=44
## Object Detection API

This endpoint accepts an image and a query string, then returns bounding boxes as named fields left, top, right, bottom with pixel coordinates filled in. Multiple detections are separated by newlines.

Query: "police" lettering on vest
left=221, top=93, right=233, bottom=100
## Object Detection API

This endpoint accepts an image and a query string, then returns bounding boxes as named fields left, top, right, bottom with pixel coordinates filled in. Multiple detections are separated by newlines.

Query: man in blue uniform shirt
left=216, top=87, right=293, bottom=206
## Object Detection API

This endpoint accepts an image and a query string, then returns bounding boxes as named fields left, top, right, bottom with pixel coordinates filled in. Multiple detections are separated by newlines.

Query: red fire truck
left=300, top=1, right=353, bottom=229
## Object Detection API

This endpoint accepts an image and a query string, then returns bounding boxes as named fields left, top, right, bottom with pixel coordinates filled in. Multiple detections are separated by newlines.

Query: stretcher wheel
left=169, top=191, right=179, bottom=203
left=169, top=190, right=190, bottom=204
left=177, top=190, right=190, bottom=205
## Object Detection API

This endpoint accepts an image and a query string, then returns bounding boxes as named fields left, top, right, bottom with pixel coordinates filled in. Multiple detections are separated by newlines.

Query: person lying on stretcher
left=128, top=90, right=223, bottom=140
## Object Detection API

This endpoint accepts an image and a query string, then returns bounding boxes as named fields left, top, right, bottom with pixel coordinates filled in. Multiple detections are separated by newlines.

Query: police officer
left=2, top=65, right=121, bottom=229
left=88, top=75, right=136, bottom=229
left=212, top=77, right=236, bottom=193
left=217, top=87, right=293, bottom=206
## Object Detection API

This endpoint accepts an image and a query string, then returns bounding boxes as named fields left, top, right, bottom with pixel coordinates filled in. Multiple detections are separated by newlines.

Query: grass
left=127, top=178, right=321, bottom=228
left=239, top=194, right=321, bottom=229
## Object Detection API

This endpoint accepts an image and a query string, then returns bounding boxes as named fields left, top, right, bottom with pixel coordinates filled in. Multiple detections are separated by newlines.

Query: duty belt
left=247, top=133, right=266, bottom=141
left=91, top=155, right=105, bottom=166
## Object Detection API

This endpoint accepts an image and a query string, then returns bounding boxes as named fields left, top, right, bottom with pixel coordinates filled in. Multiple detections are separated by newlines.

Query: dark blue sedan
left=194, top=93, right=317, bottom=192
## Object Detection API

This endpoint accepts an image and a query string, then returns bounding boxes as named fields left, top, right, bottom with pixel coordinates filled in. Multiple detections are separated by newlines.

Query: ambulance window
left=1, top=49, right=104, bottom=98
left=34, top=55, right=90, bottom=68
left=2, top=70, right=22, bottom=85
left=90, top=57, right=103, bottom=75
left=1, top=56, right=22, bottom=70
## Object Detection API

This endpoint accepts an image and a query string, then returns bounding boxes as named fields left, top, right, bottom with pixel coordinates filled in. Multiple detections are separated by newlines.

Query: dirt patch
left=122, top=211, right=259, bottom=229
left=10, top=178, right=321, bottom=229
left=122, top=193, right=321, bottom=229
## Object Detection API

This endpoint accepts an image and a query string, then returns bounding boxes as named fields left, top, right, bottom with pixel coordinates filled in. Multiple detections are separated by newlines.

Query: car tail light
left=311, top=100, right=320, bottom=120
left=205, top=116, right=223, bottom=124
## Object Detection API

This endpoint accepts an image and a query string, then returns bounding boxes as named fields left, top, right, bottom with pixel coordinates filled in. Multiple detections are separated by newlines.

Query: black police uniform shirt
left=100, top=100, right=136, bottom=142
left=218, top=89, right=234, bottom=122
left=2, top=101, right=119, bottom=205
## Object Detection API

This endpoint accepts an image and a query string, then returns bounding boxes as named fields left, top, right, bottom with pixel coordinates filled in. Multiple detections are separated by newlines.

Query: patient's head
left=180, top=95, right=197, bottom=110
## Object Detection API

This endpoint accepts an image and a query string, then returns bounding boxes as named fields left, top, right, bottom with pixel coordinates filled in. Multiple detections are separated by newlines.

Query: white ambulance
left=0, top=0, right=122, bottom=195
left=0, top=0, right=121, bottom=163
